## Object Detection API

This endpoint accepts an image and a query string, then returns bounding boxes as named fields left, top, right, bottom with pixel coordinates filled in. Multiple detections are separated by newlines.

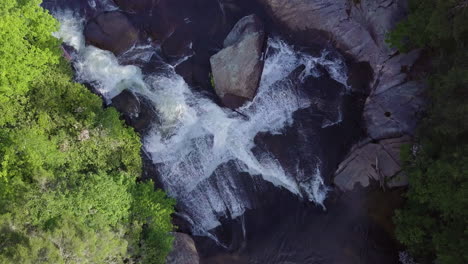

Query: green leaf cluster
left=0, top=1, right=175, bottom=263
left=387, top=1, right=468, bottom=263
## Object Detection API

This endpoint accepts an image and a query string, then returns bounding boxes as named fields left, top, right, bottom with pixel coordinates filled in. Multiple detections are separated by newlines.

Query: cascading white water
left=54, top=11, right=348, bottom=233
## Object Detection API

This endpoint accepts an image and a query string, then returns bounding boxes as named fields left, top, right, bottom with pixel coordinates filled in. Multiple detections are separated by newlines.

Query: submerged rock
left=210, top=14, right=266, bottom=108
left=84, top=11, right=139, bottom=55
left=166, top=233, right=200, bottom=264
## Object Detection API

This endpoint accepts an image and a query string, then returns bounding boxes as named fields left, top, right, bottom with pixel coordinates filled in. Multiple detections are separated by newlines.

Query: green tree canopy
left=0, top=1, right=175, bottom=263
left=387, top=1, right=468, bottom=263
left=0, top=0, right=60, bottom=100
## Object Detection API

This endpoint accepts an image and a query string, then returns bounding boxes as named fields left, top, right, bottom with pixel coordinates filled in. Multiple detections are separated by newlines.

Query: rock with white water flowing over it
left=255, top=0, right=427, bottom=189
left=256, top=0, right=426, bottom=136
left=166, top=233, right=200, bottom=264
left=84, top=11, right=139, bottom=55
left=255, top=0, right=407, bottom=69
left=54, top=10, right=348, bottom=234
left=210, top=14, right=266, bottom=109
left=111, top=90, right=159, bottom=133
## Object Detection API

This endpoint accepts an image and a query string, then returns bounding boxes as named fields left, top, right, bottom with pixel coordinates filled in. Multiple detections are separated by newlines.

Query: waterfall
left=53, top=11, right=348, bottom=234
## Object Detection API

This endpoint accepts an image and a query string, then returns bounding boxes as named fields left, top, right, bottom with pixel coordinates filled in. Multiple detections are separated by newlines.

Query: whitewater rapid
left=54, top=11, right=348, bottom=233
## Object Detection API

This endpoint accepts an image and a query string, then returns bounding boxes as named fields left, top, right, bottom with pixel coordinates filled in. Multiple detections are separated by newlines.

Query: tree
left=387, top=1, right=468, bottom=263
left=0, top=0, right=59, bottom=100
left=0, top=1, right=175, bottom=263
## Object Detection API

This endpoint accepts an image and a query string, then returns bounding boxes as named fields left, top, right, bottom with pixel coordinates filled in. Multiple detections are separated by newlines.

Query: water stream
left=53, top=10, right=348, bottom=234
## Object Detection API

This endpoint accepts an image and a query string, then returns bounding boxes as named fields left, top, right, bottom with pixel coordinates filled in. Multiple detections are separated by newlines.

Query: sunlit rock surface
left=84, top=11, right=139, bottom=55
left=210, top=14, right=266, bottom=108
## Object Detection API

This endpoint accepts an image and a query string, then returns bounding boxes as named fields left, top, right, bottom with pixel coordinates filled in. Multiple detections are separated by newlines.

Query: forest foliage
left=0, top=0, right=175, bottom=263
left=387, top=0, right=468, bottom=263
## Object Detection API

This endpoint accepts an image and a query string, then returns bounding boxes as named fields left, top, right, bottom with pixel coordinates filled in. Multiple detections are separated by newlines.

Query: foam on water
left=54, top=12, right=348, bottom=233
left=52, top=11, right=85, bottom=51
left=76, top=46, right=147, bottom=100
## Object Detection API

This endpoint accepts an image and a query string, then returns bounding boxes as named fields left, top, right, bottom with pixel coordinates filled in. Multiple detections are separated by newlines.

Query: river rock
left=166, top=233, right=200, bottom=264
left=255, top=0, right=407, bottom=69
left=111, top=90, right=140, bottom=118
left=113, top=0, right=158, bottom=13
left=255, top=0, right=426, bottom=129
left=111, top=90, right=158, bottom=133
left=210, top=14, right=266, bottom=108
left=145, top=0, right=177, bottom=41
left=334, top=136, right=410, bottom=191
left=84, top=11, right=139, bottom=55
left=255, top=0, right=427, bottom=190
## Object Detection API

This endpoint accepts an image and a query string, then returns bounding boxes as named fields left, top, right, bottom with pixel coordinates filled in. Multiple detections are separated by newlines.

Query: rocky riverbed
left=43, top=0, right=426, bottom=263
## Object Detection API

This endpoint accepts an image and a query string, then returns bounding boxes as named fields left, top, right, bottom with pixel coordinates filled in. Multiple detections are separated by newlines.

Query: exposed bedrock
left=210, top=14, right=266, bottom=109
left=334, top=136, right=411, bottom=191
left=166, top=233, right=200, bottom=264
left=254, top=0, right=427, bottom=190
left=254, top=0, right=406, bottom=69
left=364, top=49, right=426, bottom=140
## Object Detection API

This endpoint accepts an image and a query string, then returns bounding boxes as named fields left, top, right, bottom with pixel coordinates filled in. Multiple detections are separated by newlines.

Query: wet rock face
left=161, top=24, right=193, bottom=58
left=347, top=61, right=374, bottom=95
left=113, top=0, right=159, bottom=13
left=84, top=11, right=139, bottom=55
left=111, top=90, right=140, bottom=120
left=255, top=0, right=426, bottom=189
left=166, top=233, right=200, bottom=264
left=111, top=90, right=158, bottom=133
left=210, top=14, right=266, bottom=109
left=255, top=0, right=408, bottom=69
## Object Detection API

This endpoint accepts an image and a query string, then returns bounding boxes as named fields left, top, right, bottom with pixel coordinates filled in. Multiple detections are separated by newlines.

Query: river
left=43, top=0, right=402, bottom=263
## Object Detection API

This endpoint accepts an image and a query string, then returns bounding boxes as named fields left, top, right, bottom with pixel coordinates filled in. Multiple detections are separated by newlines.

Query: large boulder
left=84, top=11, right=139, bottom=55
left=210, top=14, right=266, bottom=108
left=166, top=233, right=200, bottom=264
